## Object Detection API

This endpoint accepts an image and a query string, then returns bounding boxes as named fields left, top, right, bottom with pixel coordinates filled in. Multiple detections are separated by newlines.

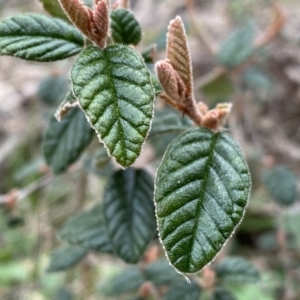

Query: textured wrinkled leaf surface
left=72, top=45, right=155, bottom=167
left=214, top=257, right=260, bottom=283
left=110, top=9, right=142, bottom=45
left=164, top=280, right=201, bottom=300
left=59, top=203, right=113, bottom=253
left=155, top=128, right=251, bottom=273
left=211, top=288, right=237, bottom=300
left=263, top=166, right=298, bottom=206
left=218, top=23, right=255, bottom=67
left=39, top=0, right=69, bottom=22
left=47, top=244, right=87, bottom=272
left=43, top=108, right=94, bottom=174
left=0, top=14, right=84, bottom=61
left=104, top=168, right=156, bottom=263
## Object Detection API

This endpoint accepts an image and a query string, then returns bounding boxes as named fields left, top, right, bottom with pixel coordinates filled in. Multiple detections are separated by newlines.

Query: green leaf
left=42, top=107, right=94, bottom=174
left=155, top=128, right=251, bottom=274
left=110, top=9, right=142, bottom=45
left=39, top=0, right=69, bottom=22
left=164, top=280, right=201, bottom=300
left=214, top=257, right=260, bottom=283
left=211, top=287, right=237, bottom=300
left=38, top=75, right=69, bottom=105
left=0, top=14, right=84, bottom=62
left=104, top=168, right=156, bottom=263
left=150, top=108, right=192, bottom=137
left=101, top=267, right=145, bottom=297
left=262, top=166, right=298, bottom=206
left=46, top=244, right=87, bottom=273
left=218, top=23, right=255, bottom=67
left=59, top=203, right=114, bottom=253
left=71, top=45, right=155, bottom=167
left=145, top=259, right=180, bottom=286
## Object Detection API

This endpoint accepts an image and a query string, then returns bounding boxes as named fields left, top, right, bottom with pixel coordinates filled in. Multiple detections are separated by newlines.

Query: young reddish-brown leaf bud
left=167, top=16, right=193, bottom=95
left=58, top=0, right=109, bottom=49
left=155, top=59, right=186, bottom=103
left=58, top=0, right=93, bottom=39
left=92, top=0, right=109, bottom=48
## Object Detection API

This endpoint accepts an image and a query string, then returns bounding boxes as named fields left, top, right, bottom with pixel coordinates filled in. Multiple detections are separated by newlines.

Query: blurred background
left=0, top=0, right=300, bottom=299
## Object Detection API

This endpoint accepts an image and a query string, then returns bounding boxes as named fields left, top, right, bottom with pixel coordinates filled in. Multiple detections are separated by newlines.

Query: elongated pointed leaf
left=164, top=280, right=201, bottom=300
left=39, top=0, right=70, bottom=22
left=0, top=14, right=84, bottom=62
left=43, top=107, right=94, bottom=174
left=155, top=128, right=251, bottom=274
left=47, top=244, right=87, bottom=273
left=71, top=45, right=155, bottom=167
left=214, top=257, right=260, bottom=283
left=104, top=168, right=156, bottom=263
left=110, top=9, right=142, bottom=45
left=59, top=203, right=114, bottom=253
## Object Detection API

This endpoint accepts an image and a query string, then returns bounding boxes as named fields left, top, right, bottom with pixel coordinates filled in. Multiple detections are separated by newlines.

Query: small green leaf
left=145, top=259, right=180, bottom=286
left=262, top=166, right=298, bottom=206
left=0, top=14, right=84, bottom=62
left=104, top=168, right=156, bottom=263
left=214, top=257, right=260, bottom=283
left=211, top=287, right=237, bottom=300
left=59, top=203, right=114, bottom=253
left=155, top=128, right=251, bottom=274
left=46, top=244, right=87, bottom=273
left=71, top=45, right=155, bottom=167
left=38, top=75, right=69, bottom=105
left=110, top=9, right=142, bottom=45
left=218, top=23, right=255, bottom=67
left=149, top=108, right=192, bottom=137
left=39, top=0, right=69, bottom=22
left=164, top=280, right=201, bottom=300
left=42, top=107, right=94, bottom=174
left=100, top=267, right=145, bottom=297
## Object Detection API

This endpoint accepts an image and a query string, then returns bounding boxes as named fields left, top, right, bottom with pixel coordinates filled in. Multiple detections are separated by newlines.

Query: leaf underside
left=43, top=107, right=94, bottom=174
left=110, top=8, right=142, bottom=45
left=155, top=128, right=251, bottom=274
left=0, top=14, right=84, bottom=61
left=104, top=168, right=156, bottom=263
left=59, top=203, right=114, bottom=253
left=71, top=45, right=155, bottom=167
